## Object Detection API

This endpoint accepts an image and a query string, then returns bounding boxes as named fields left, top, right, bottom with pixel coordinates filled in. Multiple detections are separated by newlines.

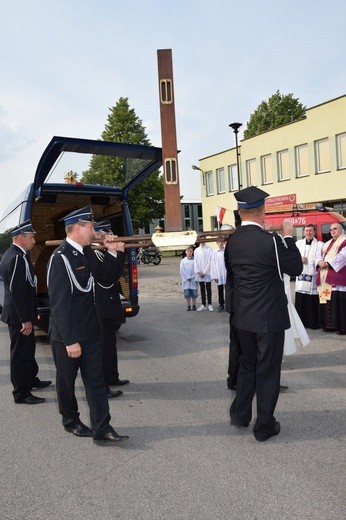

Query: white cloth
left=295, top=238, right=323, bottom=294
left=284, top=274, right=310, bottom=355
left=180, top=257, right=198, bottom=291
left=210, top=248, right=227, bottom=285
left=194, top=245, right=213, bottom=282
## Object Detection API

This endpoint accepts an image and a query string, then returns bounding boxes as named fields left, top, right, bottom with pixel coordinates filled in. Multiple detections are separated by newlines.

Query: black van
left=0, top=136, right=163, bottom=329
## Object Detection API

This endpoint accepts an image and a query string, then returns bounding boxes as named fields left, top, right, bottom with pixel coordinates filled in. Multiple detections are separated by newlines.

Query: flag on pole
left=216, top=206, right=227, bottom=224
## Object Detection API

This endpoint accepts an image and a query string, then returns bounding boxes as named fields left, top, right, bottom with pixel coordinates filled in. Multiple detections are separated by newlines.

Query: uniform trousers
left=100, top=317, right=119, bottom=385
left=51, top=337, right=112, bottom=437
left=9, top=324, right=38, bottom=401
left=230, top=329, right=284, bottom=436
left=227, top=314, right=240, bottom=387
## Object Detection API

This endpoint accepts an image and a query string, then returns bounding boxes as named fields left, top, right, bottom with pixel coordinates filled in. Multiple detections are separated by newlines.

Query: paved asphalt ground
left=0, top=256, right=345, bottom=520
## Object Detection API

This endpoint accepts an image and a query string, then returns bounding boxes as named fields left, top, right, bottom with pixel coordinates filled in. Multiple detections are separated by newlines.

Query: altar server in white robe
left=180, top=246, right=198, bottom=311
left=211, top=238, right=227, bottom=312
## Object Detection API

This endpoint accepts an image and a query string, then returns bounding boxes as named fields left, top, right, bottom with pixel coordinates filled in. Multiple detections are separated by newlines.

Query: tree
left=0, top=230, right=11, bottom=254
left=244, top=90, right=306, bottom=139
left=81, top=97, right=164, bottom=230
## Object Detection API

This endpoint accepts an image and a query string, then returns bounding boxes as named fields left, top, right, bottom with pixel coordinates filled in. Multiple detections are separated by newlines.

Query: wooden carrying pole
left=44, top=236, right=155, bottom=249
left=44, top=227, right=283, bottom=250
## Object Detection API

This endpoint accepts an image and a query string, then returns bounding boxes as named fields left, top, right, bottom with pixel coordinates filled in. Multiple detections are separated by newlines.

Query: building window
left=183, top=204, right=191, bottom=230
left=197, top=204, right=203, bottom=231
left=295, top=144, right=309, bottom=177
left=160, top=79, right=173, bottom=103
left=246, top=159, right=257, bottom=186
left=277, top=149, right=290, bottom=181
left=216, top=168, right=225, bottom=193
left=164, top=158, right=177, bottom=183
left=336, top=133, right=346, bottom=169
left=261, top=155, right=273, bottom=184
left=210, top=215, right=218, bottom=230
left=228, top=164, right=238, bottom=191
left=206, top=171, right=214, bottom=196
left=159, top=219, right=165, bottom=231
left=315, top=138, right=330, bottom=173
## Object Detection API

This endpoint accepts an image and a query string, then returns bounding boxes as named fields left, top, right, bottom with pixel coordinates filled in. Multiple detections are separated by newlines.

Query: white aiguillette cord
left=23, top=255, right=37, bottom=288
left=272, top=234, right=287, bottom=282
left=60, top=254, right=94, bottom=293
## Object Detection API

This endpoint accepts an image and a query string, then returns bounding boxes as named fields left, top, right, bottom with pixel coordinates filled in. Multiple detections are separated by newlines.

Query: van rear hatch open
left=0, top=136, right=163, bottom=329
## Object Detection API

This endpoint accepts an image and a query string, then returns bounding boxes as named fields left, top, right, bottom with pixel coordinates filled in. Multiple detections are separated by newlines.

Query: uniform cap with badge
left=60, top=206, right=95, bottom=226
left=10, top=219, right=36, bottom=237
left=234, top=186, right=270, bottom=209
left=94, top=220, right=112, bottom=233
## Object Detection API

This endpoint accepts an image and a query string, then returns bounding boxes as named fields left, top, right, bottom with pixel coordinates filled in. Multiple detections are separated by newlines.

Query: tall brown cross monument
left=157, top=49, right=183, bottom=232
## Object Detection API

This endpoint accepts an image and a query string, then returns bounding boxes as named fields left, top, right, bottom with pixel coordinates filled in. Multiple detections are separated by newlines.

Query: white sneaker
left=208, top=305, right=214, bottom=312
left=197, top=305, right=206, bottom=311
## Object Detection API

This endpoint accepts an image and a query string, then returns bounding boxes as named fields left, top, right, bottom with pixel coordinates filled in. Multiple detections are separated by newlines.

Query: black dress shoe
left=64, top=421, right=93, bottom=437
left=279, top=385, right=288, bottom=392
left=94, top=430, right=129, bottom=443
left=254, top=421, right=281, bottom=442
left=336, top=330, right=346, bottom=335
left=106, top=388, right=123, bottom=399
left=109, top=379, right=130, bottom=386
left=32, top=379, right=52, bottom=389
left=15, top=394, right=45, bottom=405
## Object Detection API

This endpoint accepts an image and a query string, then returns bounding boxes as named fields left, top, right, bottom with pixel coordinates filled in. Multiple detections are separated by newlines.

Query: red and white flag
left=216, top=206, right=227, bottom=224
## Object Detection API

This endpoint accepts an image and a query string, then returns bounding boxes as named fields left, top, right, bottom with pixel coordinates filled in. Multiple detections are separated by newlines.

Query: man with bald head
left=316, top=222, right=346, bottom=335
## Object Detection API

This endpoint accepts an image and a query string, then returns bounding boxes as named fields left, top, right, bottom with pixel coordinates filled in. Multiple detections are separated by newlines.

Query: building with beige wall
left=197, top=94, right=346, bottom=230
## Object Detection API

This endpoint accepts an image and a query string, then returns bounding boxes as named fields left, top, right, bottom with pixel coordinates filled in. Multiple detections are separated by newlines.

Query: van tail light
left=131, top=264, right=138, bottom=289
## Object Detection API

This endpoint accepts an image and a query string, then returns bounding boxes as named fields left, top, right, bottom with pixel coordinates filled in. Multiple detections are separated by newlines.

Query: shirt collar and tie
left=66, top=237, right=84, bottom=254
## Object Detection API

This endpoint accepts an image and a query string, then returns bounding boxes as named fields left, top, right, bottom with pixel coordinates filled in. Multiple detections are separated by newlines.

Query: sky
left=1, top=0, right=345, bottom=214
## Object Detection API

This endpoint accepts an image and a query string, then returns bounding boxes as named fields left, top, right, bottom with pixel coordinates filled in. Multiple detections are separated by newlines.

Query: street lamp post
left=229, top=122, right=242, bottom=191
left=192, top=164, right=205, bottom=186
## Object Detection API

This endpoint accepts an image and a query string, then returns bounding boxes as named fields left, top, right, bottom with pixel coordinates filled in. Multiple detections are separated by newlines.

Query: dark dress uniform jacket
left=1, top=244, right=39, bottom=400
left=93, top=250, right=125, bottom=320
left=1, top=244, right=36, bottom=325
left=225, top=226, right=303, bottom=334
left=47, top=241, right=118, bottom=344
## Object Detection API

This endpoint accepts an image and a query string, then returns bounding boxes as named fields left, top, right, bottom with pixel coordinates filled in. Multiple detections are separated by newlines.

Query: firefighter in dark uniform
left=225, top=187, right=303, bottom=442
left=47, top=207, right=128, bottom=443
left=93, top=220, right=129, bottom=395
left=1, top=220, right=51, bottom=404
